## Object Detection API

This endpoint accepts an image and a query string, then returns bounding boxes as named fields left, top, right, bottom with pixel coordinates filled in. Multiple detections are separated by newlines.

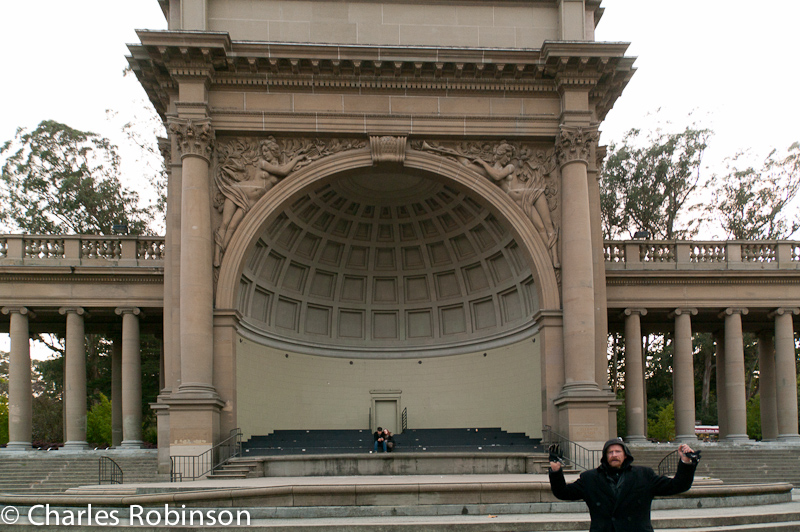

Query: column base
left=3, top=441, right=32, bottom=451
left=120, top=440, right=145, bottom=449
left=554, top=387, right=616, bottom=450
left=676, top=434, right=700, bottom=443
left=624, top=435, right=649, bottom=444
left=724, top=434, right=753, bottom=443
left=62, top=441, right=89, bottom=451
left=776, top=434, right=800, bottom=443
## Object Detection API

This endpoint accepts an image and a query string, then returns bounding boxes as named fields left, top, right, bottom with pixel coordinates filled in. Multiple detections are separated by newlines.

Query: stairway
left=630, top=446, right=800, bottom=487
left=242, top=428, right=543, bottom=456
left=0, top=451, right=158, bottom=493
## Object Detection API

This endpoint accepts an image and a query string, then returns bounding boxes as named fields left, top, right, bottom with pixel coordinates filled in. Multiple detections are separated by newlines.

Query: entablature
left=128, top=30, right=634, bottom=120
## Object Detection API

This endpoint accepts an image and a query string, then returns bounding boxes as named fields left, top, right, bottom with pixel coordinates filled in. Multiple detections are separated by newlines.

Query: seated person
left=383, top=429, right=395, bottom=453
left=373, top=427, right=387, bottom=452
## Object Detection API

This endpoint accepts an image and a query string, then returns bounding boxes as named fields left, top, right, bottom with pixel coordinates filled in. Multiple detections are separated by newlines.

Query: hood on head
left=600, top=438, right=634, bottom=468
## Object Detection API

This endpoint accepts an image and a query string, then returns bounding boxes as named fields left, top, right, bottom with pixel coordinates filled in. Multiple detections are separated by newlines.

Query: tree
left=709, top=142, right=800, bottom=240
left=601, top=125, right=712, bottom=239
left=0, top=120, right=153, bottom=235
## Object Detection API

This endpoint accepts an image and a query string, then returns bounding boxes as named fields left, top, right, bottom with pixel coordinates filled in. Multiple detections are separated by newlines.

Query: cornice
left=0, top=274, right=163, bottom=284
left=128, top=31, right=636, bottom=119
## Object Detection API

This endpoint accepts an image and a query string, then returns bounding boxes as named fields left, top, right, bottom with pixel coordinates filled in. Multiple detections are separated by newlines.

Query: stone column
left=557, top=125, right=600, bottom=391
left=671, top=308, right=698, bottom=442
left=169, top=118, right=216, bottom=395
left=771, top=308, right=800, bottom=442
left=622, top=309, right=647, bottom=442
left=166, top=117, right=223, bottom=457
left=757, top=331, right=778, bottom=441
left=116, top=307, right=144, bottom=448
left=60, top=307, right=88, bottom=450
left=552, top=125, right=610, bottom=447
left=111, top=335, right=123, bottom=447
left=714, top=333, right=728, bottom=439
left=2, top=307, right=35, bottom=451
left=719, top=308, right=750, bottom=442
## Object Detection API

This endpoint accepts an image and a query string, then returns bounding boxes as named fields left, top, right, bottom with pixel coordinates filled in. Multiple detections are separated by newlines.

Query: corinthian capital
left=556, top=125, right=599, bottom=166
left=168, top=118, right=214, bottom=162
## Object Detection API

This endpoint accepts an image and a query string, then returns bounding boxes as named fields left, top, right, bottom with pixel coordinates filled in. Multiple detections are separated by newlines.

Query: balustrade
left=0, top=235, right=164, bottom=267
left=605, top=240, right=799, bottom=270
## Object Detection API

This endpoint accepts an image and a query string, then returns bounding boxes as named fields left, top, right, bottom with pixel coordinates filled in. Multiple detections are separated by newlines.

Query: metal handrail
left=170, top=428, right=242, bottom=482
left=541, top=425, right=602, bottom=471
left=657, top=449, right=679, bottom=476
left=401, top=407, right=408, bottom=433
left=99, top=456, right=123, bottom=485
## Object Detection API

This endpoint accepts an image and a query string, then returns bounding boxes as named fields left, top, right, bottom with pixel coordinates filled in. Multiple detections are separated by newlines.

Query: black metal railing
left=170, top=428, right=242, bottom=482
left=401, top=407, right=408, bottom=433
left=541, top=425, right=602, bottom=471
left=657, top=449, right=679, bottom=476
left=99, top=456, right=123, bottom=485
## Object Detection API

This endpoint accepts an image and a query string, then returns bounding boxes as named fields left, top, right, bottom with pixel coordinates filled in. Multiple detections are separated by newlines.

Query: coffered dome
left=236, top=169, right=539, bottom=357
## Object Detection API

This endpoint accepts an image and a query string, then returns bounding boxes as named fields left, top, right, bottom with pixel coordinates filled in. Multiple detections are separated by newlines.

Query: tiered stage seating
left=242, top=428, right=543, bottom=455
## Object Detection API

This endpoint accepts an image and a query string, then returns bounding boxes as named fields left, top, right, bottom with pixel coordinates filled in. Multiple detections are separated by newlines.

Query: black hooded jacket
left=548, top=440, right=697, bottom=532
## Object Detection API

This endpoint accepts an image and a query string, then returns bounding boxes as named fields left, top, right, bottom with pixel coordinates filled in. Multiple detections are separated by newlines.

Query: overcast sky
left=2, top=1, right=798, bottom=170
left=1, top=1, right=797, bottom=358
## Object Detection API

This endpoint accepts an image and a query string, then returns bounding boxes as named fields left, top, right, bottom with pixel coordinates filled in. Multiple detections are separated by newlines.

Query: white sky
left=1, top=1, right=798, bottom=357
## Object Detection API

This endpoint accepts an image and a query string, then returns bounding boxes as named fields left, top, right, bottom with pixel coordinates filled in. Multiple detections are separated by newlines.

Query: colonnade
left=621, top=307, right=800, bottom=443
left=1, top=306, right=145, bottom=451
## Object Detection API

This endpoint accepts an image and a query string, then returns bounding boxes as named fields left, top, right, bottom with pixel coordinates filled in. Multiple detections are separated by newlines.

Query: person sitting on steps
left=383, top=429, right=395, bottom=453
left=373, top=427, right=387, bottom=453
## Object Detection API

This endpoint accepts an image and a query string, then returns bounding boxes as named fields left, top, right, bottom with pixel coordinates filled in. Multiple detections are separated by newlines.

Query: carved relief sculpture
left=412, top=140, right=561, bottom=269
left=213, top=137, right=367, bottom=267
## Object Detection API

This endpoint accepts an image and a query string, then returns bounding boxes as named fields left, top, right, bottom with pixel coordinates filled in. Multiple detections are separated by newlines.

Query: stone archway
left=213, top=144, right=561, bottom=439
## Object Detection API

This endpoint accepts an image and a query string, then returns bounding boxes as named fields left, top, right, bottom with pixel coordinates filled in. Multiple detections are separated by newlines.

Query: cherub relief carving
left=213, top=136, right=366, bottom=267
left=413, top=140, right=560, bottom=269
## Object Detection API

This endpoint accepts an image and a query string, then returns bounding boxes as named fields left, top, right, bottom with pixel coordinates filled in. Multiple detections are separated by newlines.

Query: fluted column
left=714, top=333, right=728, bottom=439
left=116, top=307, right=144, bottom=448
left=2, top=307, right=35, bottom=451
left=111, top=335, right=123, bottom=447
left=771, top=308, right=800, bottom=442
left=623, top=308, right=647, bottom=442
left=719, top=308, right=750, bottom=442
left=671, top=308, right=698, bottom=442
left=557, top=125, right=601, bottom=391
left=757, top=331, right=778, bottom=441
left=60, top=307, right=88, bottom=450
left=169, top=117, right=216, bottom=395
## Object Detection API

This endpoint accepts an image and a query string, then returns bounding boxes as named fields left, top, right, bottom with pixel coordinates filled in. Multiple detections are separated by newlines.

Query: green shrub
left=87, top=393, right=112, bottom=446
left=647, top=402, right=675, bottom=442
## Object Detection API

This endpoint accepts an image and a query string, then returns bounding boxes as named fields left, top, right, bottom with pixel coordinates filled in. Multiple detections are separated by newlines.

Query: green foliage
left=647, top=402, right=675, bottom=442
left=87, top=393, right=113, bottom=446
left=746, top=395, right=761, bottom=441
left=32, top=395, right=62, bottom=444
left=600, top=124, right=712, bottom=239
left=0, top=120, right=153, bottom=235
left=710, top=142, right=800, bottom=240
left=0, top=395, right=9, bottom=445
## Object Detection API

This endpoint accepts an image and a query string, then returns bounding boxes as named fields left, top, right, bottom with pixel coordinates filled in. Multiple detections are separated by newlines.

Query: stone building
left=1, top=0, right=798, bottom=474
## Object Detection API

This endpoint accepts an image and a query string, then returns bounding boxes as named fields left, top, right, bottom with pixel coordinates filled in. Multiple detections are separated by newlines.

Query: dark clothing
left=549, top=440, right=697, bottom=532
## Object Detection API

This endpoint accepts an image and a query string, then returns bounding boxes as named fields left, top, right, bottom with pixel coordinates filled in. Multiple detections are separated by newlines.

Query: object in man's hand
left=684, top=450, right=701, bottom=464
left=548, top=443, right=564, bottom=463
